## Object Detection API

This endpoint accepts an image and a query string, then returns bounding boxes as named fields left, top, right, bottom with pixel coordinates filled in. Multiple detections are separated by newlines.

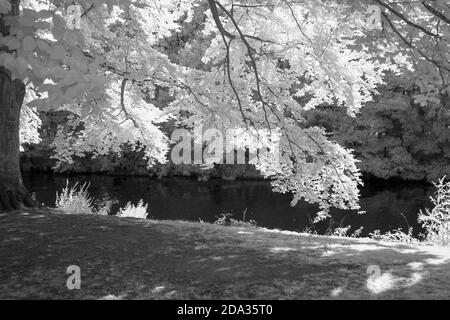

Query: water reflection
left=23, top=173, right=433, bottom=237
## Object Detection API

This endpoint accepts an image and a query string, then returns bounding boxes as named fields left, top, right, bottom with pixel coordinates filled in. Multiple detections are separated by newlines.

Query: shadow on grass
left=0, top=210, right=449, bottom=299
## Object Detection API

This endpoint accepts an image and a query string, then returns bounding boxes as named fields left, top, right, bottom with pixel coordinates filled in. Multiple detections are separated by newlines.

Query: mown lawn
left=0, top=209, right=449, bottom=299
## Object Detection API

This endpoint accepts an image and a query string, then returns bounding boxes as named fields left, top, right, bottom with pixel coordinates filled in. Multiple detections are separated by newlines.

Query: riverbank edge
left=1, top=208, right=449, bottom=299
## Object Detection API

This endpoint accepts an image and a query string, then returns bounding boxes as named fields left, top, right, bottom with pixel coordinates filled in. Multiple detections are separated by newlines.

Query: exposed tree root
left=0, top=185, right=37, bottom=212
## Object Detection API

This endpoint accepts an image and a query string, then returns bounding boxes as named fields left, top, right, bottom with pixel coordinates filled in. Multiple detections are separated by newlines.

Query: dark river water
left=23, top=173, right=434, bottom=238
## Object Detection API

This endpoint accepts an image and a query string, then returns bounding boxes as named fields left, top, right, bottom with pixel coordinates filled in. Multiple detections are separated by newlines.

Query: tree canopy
left=1, top=0, right=449, bottom=219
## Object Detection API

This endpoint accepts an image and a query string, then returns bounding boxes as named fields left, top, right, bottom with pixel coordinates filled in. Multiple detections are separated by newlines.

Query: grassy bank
left=0, top=209, right=449, bottom=299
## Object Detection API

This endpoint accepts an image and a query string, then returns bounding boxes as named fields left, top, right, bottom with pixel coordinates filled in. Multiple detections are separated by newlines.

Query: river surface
left=23, top=173, right=434, bottom=238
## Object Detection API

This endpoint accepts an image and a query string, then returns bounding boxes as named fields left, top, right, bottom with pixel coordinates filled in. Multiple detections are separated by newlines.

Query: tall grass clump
left=117, top=199, right=149, bottom=219
left=418, top=177, right=450, bottom=245
left=55, top=181, right=94, bottom=214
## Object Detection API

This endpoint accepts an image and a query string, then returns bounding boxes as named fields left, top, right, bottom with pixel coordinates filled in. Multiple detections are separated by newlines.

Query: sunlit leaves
left=5, top=0, right=448, bottom=219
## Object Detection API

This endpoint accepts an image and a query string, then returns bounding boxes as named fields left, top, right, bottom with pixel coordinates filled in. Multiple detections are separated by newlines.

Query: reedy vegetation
left=54, top=177, right=450, bottom=246
left=117, top=200, right=149, bottom=219
left=55, top=181, right=148, bottom=218
left=55, top=181, right=94, bottom=215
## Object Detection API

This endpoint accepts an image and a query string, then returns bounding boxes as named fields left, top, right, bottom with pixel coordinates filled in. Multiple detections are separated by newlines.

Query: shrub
left=351, top=227, right=364, bottom=238
left=93, top=197, right=118, bottom=216
left=55, top=181, right=94, bottom=214
left=418, top=177, right=450, bottom=245
left=117, top=199, right=149, bottom=219
left=330, top=226, right=352, bottom=237
left=55, top=181, right=119, bottom=216
left=214, top=213, right=257, bottom=227
left=369, top=228, right=415, bottom=243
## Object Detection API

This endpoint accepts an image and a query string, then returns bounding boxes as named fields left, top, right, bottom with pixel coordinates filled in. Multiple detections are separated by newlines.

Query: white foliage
left=418, top=177, right=450, bottom=245
left=51, top=80, right=169, bottom=168
left=20, top=88, right=41, bottom=151
left=55, top=181, right=94, bottom=215
left=117, top=199, right=149, bottom=219
left=7, top=0, right=441, bottom=220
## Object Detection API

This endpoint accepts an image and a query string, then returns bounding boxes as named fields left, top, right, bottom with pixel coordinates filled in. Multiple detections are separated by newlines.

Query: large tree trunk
left=0, top=0, right=36, bottom=211
left=0, top=67, right=36, bottom=211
